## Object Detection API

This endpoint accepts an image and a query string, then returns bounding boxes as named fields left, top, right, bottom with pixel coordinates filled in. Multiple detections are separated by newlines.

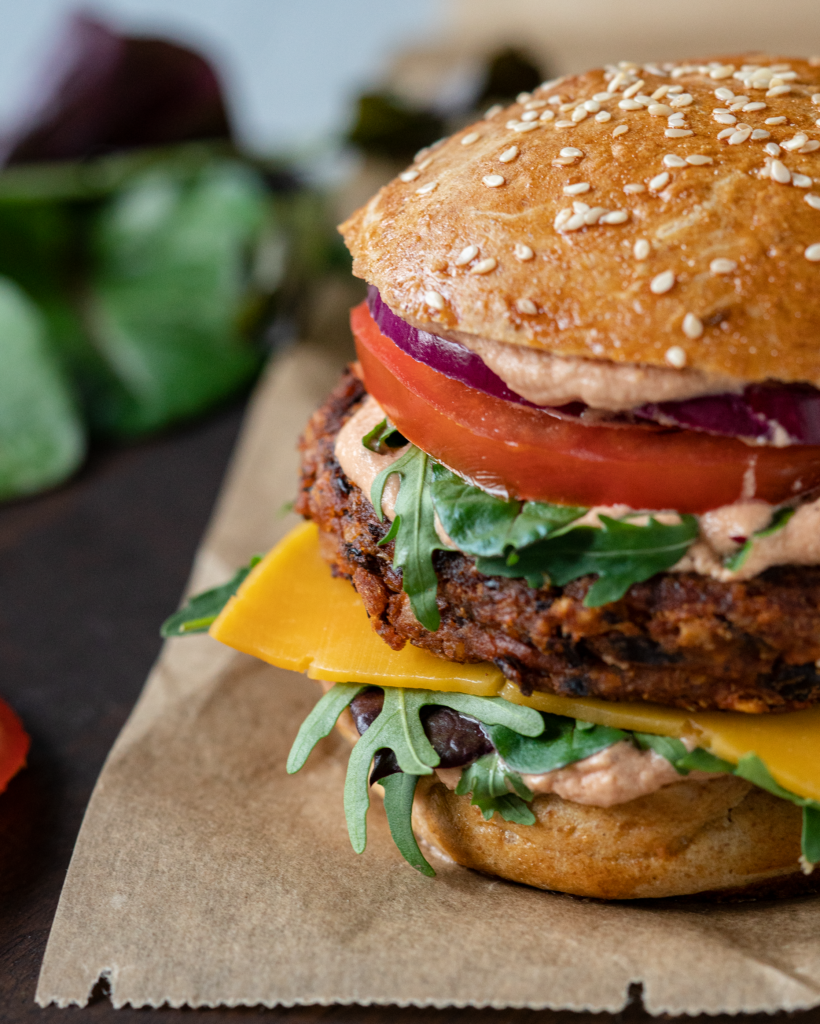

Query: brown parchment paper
left=35, top=337, right=820, bottom=1015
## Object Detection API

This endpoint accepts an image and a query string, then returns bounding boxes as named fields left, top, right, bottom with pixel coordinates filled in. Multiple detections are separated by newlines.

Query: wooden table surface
left=1, top=385, right=819, bottom=1023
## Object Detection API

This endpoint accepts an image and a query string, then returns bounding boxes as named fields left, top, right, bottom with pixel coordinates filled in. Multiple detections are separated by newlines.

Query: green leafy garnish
left=287, top=683, right=543, bottom=872
left=378, top=772, right=435, bottom=877
left=456, top=753, right=536, bottom=824
left=724, top=506, right=796, bottom=572
left=477, top=514, right=699, bottom=606
left=487, top=714, right=627, bottom=774
left=362, top=417, right=407, bottom=454
left=430, top=463, right=585, bottom=557
left=371, top=446, right=449, bottom=630
left=160, top=556, right=261, bottom=637
left=633, top=732, right=691, bottom=773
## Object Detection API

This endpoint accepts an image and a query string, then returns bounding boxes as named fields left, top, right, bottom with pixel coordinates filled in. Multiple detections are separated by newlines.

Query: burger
left=165, top=54, right=820, bottom=900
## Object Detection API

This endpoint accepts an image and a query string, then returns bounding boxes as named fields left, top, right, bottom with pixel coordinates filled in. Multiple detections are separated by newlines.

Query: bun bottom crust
left=411, top=775, right=814, bottom=900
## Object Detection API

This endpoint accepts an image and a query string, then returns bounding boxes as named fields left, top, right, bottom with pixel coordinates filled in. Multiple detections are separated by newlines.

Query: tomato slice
left=0, top=697, right=29, bottom=794
left=351, top=302, right=820, bottom=512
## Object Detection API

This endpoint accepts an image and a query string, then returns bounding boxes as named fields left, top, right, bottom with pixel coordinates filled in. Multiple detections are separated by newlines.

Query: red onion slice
left=368, top=287, right=820, bottom=445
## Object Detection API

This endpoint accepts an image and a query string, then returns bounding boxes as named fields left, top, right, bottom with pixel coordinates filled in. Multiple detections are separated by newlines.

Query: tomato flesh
left=0, top=697, right=28, bottom=794
left=352, top=302, right=820, bottom=512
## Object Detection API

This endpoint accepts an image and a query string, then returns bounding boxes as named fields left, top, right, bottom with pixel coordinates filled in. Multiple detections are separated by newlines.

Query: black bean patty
left=296, top=370, right=820, bottom=713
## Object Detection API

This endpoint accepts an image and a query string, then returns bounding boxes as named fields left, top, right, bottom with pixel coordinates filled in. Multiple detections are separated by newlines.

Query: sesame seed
left=517, top=92, right=532, bottom=104
left=608, top=72, right=629, bottom=93
left=805, top=244, right=820, bottom=261
left=554, top=208, right=573, bottom=230
left=717, top=128, right=735, bottom=139
left=506, top=120, right=520, bottom=130
left=600, top=210, right=629, bottom=224
left=728, top=128, right=753, bottom=144
left=742, top=102, right=767, bottom=112
left=669, top=93, right=694, bottom=107
left=666, top=345, right=687, bottom=367
left=593, top=92, right=611, bottom=101
left=624, top=183, right=646, bottom=193
left=782, top=134, right=808, bottom=151
left=650, top=270, right=675, bottom=294
left=813, top=94, right=820, bottom=105
left=793, top=173, right=813, bottom=188
left=555, top=120, right=575, bottom=129
left=619, top=98, right=643, bottom=110
left=686, top=154, right=713, bottom=165
left=710, top=258, right=737, bottom=274
left=584, top=207, right=609, bottom=224
left=572, top=200, right=590, bottom=214
left=483, top=174, right=505, bottom=188
left=805, top=194, right=820, bottom=210
left=416, top=181, right=438, bottom=194
left=512, top=121, right=541, bottom=133
left=563, top=213, right=586, bottom=231
left=524, top=99, right=547, bottom=110
left=454, top=245, right=479, bottom=266
left=560, top=147, right=584, bottom=158
left=613, top=125, right=629, bottom=137
left=471, top=257, right=498, bottom=275
left=663, top=154, right=687, bottom=167
left=710, top=65, right=735, bottom=80
left=520, top=110, right=540, bottom=122
left=584, top=100, right=601, bottom=113
left=400, top=169, right=420, bottom=182
left=714, top=87, right=735, bottom=101
left=571, top=107, right=589, bottom=123
left=424, top=290, right=444, bottom=310
left=484, top=104, right=503, bottom=119
left=622, top=79, right=645, bottom=99
left=516, top=298, right=538, bottom=314
left=682, top=313, right=704, bottom=340
left=771, top=160, right=791, bottom=183
left=649, top=103, right=673, bottom=116
left=765, top=116, right=787, bottom=125
left=634, top=239, right=650, bottom=259
left=800, top=141, right=820, bottom=153
left=564, top=182, right=591, bottom=195
left=651, top=85, right=670, bottom=100
left=713, top=112, right=738, bottom=124
left=461, top=132, right=480, bottom=145
left=539, top=110, right=556, bottom=122
left=667, top=113, right=687, bottom=125
left=767, top=84, right=791, bottom=97
left=595, top=111, right=612, bottom=122
left=650, top=171, right=671, bottom=190
left=499, top=145, right=519, bottom=163
left=765, top=142, right=781, bottom=156
left=751, top=129, right=771, bottom=140
left=665, top=128, right=693, bottom=137
left=514, top=243, right=535, bottom=261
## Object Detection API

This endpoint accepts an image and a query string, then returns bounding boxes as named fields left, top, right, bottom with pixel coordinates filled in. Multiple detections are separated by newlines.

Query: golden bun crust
left=412, top=775, right=811, bottom=900
left=340, top=55, right=820, bottom=387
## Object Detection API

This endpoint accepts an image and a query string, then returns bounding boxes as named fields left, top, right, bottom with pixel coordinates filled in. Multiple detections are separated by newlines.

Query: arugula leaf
left=371, top=447, right=449, bottom=630
left=487, top=714, right=627, bottom=774
left=286, top=683, right=368, bottom=774
left=456, top=753, right=536, bottom=824
left=803, top=806, right=820, bottom=867
left=160, top=557, right=261, bottom=637
left=724, top=506, right=795, bottom=572
left=362, top=417, right=407, bottom=454
left=674, top=748, right=736, bottom=773
left=430, top=462, right=584, bottom=557
left=632, top=732, right=691, bottom=773
left=0, top=276, right=85, bottom=500
left=477, top=514, right=699, bottom=606
left=378, top=772, right=435, bottom=876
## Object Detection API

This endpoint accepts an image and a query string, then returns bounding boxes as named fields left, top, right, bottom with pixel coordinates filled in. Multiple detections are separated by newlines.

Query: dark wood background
left=0, top=389, right=818, bottom=1024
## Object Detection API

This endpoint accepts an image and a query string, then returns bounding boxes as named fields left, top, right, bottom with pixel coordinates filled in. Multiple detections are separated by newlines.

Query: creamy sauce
left=435, top=741, right=720, bottom=808
left=335, top=396, right=820, bottom=582
left=451, top=331, right=742, bottom=411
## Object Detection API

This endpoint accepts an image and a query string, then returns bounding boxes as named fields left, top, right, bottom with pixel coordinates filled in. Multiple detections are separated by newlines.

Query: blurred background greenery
left=0, top=12, right=544, bottom=502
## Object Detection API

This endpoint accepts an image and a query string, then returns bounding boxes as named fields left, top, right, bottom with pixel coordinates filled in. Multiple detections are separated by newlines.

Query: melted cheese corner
left=211, top=522, right=820, bottom=802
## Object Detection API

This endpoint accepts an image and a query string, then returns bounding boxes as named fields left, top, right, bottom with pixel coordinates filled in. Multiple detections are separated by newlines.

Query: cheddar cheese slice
left=211, top=522, right=820, bottom=802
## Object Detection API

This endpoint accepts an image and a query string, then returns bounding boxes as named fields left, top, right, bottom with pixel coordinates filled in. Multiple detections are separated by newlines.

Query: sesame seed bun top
left=339, top=55, right=820, bottom=387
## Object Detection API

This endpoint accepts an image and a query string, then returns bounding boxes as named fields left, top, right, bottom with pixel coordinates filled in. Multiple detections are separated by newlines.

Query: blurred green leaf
left=347, top=93, right=444, bottom=159
left=0, top=276, right=85, bottom=499
left=85, top=159, right=267, bottom=436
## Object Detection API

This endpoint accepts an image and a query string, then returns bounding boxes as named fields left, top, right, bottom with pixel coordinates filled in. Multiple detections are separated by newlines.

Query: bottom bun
left=411, top=775, right=813, bottom=900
